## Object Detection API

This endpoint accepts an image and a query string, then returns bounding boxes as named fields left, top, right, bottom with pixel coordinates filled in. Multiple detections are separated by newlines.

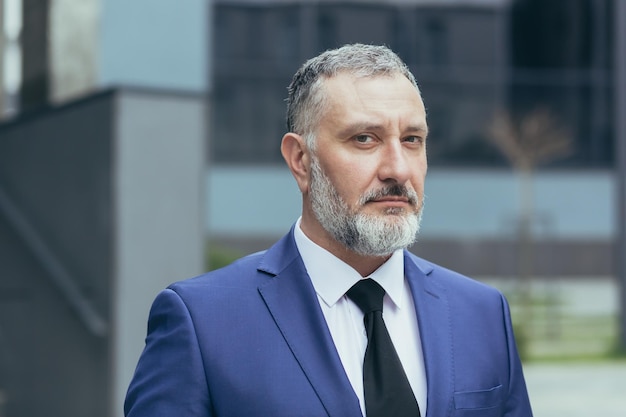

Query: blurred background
left=0, top=0, right=624, bottom=416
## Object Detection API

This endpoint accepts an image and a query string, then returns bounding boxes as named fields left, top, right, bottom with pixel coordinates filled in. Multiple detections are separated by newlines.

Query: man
left=125, top=44, right=533, bottom=417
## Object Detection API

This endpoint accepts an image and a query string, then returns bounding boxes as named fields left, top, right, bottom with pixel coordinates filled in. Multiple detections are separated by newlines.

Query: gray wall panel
left=0, top=88, right=206, bottom=417
left=0, top=92, right=115, bottom=417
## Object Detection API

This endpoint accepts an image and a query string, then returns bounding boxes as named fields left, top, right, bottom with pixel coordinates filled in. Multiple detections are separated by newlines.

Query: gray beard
left=309, top=155, right=423, bottom=257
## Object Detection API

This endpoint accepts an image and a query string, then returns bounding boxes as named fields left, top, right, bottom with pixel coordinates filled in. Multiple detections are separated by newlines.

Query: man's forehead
left=320, top=71, right=421, bottom=99
left=320, top=72, right=424, bottom=109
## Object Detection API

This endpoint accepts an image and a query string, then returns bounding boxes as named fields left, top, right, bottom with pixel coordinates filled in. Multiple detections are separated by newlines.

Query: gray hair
left=286, top=44, right=420, bottom=150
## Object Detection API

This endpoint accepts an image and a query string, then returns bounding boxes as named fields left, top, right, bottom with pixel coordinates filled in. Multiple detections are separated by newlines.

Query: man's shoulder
left=168, top=229, right=299, bottom=296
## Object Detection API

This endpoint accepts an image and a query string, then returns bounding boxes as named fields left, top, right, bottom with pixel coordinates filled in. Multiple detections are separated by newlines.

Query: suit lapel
left=405, top=253, right=455, bottom=417
left=257, top=231, right=362, bottom=417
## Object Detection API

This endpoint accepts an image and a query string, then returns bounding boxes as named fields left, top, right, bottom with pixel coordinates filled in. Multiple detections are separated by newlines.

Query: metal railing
left=0, top=185, right=107, bottom=337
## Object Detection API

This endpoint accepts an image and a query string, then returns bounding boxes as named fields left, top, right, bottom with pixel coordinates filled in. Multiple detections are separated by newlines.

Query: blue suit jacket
left=125, top=228, right=532, bottom=417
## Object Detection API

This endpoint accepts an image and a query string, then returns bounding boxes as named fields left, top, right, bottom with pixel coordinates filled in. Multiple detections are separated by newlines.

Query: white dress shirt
left=294, top=219, right=428, bottom=416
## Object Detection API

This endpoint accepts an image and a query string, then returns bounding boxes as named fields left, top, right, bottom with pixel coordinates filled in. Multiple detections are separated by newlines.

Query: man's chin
left=383, top=207, right=411, bottom=216
left=361, top=209, right=416, bottom=220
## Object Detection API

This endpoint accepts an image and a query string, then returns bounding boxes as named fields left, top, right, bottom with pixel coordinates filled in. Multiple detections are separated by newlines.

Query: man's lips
left=362, top=184, right=419, bottom=206
left=368, top=196, right=411, bottom=206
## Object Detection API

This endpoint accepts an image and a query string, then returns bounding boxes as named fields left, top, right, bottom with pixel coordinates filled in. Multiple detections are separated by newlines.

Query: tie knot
left=346, top=279, right=385, bottom=314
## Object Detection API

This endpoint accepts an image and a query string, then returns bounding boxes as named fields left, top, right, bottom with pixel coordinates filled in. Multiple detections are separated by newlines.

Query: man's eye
left=405, top=136, right=423, bottom=144
left=355, top=135, right=373, bottom=143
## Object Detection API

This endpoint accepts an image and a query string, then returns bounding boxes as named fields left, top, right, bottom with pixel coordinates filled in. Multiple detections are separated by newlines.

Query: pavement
left=485, top=277, right=626, bottom=416
left=524, top=361, right=626, bottom=417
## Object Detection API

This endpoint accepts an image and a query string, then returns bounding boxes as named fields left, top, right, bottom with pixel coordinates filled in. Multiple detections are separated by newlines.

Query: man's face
left=306, top=72, right=428, bottom=256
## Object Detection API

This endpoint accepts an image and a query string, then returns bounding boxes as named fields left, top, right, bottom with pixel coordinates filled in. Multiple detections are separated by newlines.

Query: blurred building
left=0, top=0, right=208, bottom=116
left=0, top=1, right=208, bottom=417
left=0, top=0, right=617, bottom=278
left=209, top=0, right=616, bottom=279
left=212, top=0, right=613, bottom=169
left=3, top=0, right=613, bottom=169
left=213, top=0, right=510, bottom=165
left=0, top=0, right=21, bottom=116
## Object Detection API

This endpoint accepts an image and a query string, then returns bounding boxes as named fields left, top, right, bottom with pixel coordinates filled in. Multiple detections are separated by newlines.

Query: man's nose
left=377, top=141, right=411, bottom=184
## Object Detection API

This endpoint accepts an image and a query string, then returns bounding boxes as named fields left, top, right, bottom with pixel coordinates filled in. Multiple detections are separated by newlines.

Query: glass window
left=211, top=0, right=614, bottom=168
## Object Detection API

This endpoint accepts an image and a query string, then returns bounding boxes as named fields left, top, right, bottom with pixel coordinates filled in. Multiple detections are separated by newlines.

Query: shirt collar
left=294, top=218, right=406, bottom=309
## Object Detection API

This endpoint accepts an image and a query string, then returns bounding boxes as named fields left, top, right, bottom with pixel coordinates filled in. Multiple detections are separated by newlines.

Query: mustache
left=360, top=184, right=419, bottom=206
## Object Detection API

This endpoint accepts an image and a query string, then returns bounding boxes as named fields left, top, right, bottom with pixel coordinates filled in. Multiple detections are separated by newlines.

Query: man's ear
left=281, top=132, right=310, bottom=193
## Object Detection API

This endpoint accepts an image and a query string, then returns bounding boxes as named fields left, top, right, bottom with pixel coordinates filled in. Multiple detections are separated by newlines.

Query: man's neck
left=298, top=216, right=393, bottom=277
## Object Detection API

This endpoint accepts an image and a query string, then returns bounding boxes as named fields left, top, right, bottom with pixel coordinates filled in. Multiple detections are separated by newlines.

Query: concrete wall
left=0, top=87, right=205, bottom=417
left=0, top=87, right=114, bottom=417
left=111, top=89, right=206, bottom=414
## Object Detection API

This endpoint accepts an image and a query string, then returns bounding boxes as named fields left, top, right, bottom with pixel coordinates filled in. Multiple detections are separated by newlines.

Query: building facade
left=211, top=0, right=614, bottom=168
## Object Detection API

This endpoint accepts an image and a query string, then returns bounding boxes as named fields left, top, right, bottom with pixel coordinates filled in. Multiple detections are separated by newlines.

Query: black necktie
left=347, top=279, right=421, bottom=417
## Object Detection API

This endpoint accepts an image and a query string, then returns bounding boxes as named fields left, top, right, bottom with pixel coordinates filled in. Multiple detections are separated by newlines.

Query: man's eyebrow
left=337, top=122, right=429, bottom=137
left=407, top=124, right=429, bottom=136
left=337, top=122, right=383, bottom=137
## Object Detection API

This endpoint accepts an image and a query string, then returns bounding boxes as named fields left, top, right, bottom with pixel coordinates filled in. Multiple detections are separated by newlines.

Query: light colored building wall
left=49, top=0, right=99, bottom=102
left=2, top=0, right=210, bottom=112
left=208, top=166, right=615, bottom=240
left=112, top=89, right=206, bottom=415
left=0, top=0, right=21, bottom=116
left=0, top=0, right=4, bottom=113
left=99, top=0, right=209, bottom=93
